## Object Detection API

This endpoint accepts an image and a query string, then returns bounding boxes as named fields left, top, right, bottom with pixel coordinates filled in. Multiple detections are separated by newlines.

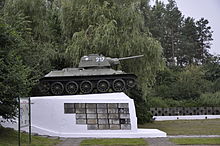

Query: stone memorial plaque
left=108, top=103, right=118, bottom=108
left=97, top=103, right=107, bottom=108
left=87, top=124, right=98, bottom=130
left=86, top=103, right=97, bottom=108
left=75, top=103, right=85, bottom=109
left=118, top=103, right=128, bottom=108
left=110, top=124, right=120, bottom=130
left=98, top=114, right=108, bottom=119
left=86, top=109, right=97, bottom=113
left=87, top=119, right=97, bottom=124
left=99, top=124, right=110, bottom=130
left=109, top=119, right=120, bottom=124
left=87, top=114, right=97, bottom=119
left=108, top=114, right=119, bottom=119
left=76, top=109, right=86, bottom=114
left=98, top=119, right=108, bottom=124
left=97, top=109, right=108, bottom=113
left=76, top=119, right=86, bottom=124
left=64, top=102, right=131, bottom=130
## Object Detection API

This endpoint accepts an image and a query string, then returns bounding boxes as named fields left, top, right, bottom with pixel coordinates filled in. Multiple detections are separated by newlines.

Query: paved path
left=145, top=137, right=176, bottom=146
left=55, top=136, right=220, bottom=146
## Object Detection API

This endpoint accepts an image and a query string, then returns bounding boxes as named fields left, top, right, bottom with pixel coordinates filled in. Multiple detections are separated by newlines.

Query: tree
left=196, top=18, right=213, bottom=63
left=163, top=0, right=183, bottom=65
left=178, top=17, right=199, bottom=66
left=144, top=0, right=183, bottom=66
left=0, top=17, right=32, bottom=119
left=63, top=0, right=164, bottom=89
left=203, top=55, right=220, bottom=82
left=154, top=65, right=212, bottom=100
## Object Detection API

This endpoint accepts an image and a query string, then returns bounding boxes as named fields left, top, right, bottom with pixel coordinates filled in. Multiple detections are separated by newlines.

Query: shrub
left=148, top=97, right=199, bottom=108
left=148, top=97, right=168, bottom=108
left=198, top=92, right=220, bottom=107
left=213, top=78, right=220, bottom=92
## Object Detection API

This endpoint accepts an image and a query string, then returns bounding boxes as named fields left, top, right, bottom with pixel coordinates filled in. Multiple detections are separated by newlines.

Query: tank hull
left=37, top=70, right=137, bottom=96
left=35, top=53, right=143, bottom=96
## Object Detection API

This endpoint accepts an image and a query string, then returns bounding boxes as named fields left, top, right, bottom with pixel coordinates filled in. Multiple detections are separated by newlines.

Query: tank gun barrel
left=118, top=55, right=144, bottom=61
left=106, top=54, right=144, bottom=66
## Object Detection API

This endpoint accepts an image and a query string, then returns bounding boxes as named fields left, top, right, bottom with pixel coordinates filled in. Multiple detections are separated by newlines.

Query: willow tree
left=61, top=0, right=163, bottom=91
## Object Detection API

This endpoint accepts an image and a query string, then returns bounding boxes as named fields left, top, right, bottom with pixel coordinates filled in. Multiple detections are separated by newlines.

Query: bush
left=148, top=97, right=168, bottom=108
left=198, top=92, right=220, bottom=107
left=148, top=97, right=199, bottom=108
left=128, top=88, right=153, bottom=124
left=213, top=78, right=220, bottom=92
left=155, top=65, right=213, bottom=100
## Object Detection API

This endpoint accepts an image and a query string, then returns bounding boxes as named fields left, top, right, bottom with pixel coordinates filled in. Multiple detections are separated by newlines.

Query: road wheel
left=126, top=78, right=136, bottom=88
left=51, top=82, right=64, bottom=95
left=80, top=80, right=93, bottom=94
left=39, top=81, right=50, bottom=93
left=97, top=80, right=110, bottom=93
left=112, top=79, right=125, bottom=92
left=65, top=81, right=78, bottom=94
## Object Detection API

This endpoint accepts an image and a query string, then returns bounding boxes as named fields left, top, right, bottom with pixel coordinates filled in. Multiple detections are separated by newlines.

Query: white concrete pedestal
left=28, top=93, right=166, bottom=138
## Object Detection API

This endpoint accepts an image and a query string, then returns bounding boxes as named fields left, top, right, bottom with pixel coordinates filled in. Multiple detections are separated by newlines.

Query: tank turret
left=37, top=54, right=143, bottom=96
left=79, top=54, right=144, bottom=68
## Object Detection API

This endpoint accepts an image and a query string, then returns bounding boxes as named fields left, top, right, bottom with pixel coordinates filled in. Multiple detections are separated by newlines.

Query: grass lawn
left=80, top=138, right=148, bottom=146
left=170, top=138, right=220, bottom=145
left=139, top=119, right=220, bottom=135
left=0, top=126, right=60, bottom=146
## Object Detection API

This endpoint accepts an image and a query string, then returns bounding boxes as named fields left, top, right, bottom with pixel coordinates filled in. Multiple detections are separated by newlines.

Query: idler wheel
left=80, top=80, right=93, bottom=94
left=97, top=80, right=110, bottom=93
left=112, top=79, right=125, bottom=92
left=126, top=78, right=136, bottom=88
left=51, top=82, right=64, bottom=95
left=39, top=81, right=50, bottom=93
left=65, top=81, right=78, bottom=94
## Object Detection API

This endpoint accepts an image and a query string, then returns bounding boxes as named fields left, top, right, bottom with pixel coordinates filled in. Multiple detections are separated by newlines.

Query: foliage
left=146, top=0, right=213, bottom=66
left=0, top=126, right=60, bottom=146
left=63, top=0, right=164, bottom=88
left=80, top=138, right=148, bottom=146
left=128, top=87, right=153, bottom=124
left=171, top=65, right=212, bottom=99
left=0, top=17, right=33, bottom=119
left=148, top=97, right=199, bottom=108
left=203, top=55, right=220, bottom=82
left=154, top=65, right=212, bottom=100
left=198, top=92, right=220, bottom=107
left=0, top=0, right=218, bottom=123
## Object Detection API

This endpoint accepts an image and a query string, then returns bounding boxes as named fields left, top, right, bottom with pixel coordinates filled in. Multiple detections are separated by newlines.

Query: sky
left=150, top=0, right=220, bottom=55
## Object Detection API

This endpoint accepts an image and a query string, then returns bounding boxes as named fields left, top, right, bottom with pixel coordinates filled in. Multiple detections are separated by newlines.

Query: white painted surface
left=29, top=93, right=166, bottom=138
left=1, top=93, right=166, bottom=138
left=154, top=115, right=220, bottom=121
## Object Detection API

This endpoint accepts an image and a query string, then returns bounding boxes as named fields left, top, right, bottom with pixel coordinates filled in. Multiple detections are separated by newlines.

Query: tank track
left=37, top=74, right=137, bottom=96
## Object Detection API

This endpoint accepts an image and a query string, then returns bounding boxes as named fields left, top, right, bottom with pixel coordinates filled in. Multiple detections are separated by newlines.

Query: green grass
left=0, top=126, right=60, bottom=146
left=80, top=138, right=148, bottom=146
left=139, top=119, right=220, bottom=135
left=170, top=138, right=220, bottom=145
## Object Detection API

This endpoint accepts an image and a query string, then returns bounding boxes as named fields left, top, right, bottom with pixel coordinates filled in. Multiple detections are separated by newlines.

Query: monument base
left=26, top=93, right=166, bottom=138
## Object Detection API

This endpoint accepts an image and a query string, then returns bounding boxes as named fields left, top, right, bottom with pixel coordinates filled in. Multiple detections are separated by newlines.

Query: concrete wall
left=150, top=107, right=220, bottom=116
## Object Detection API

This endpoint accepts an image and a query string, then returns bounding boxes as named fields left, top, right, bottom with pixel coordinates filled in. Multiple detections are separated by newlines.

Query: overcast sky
left=150, top=0, right=220, bottom=55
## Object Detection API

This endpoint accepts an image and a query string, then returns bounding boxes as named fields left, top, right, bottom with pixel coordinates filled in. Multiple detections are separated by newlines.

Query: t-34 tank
left=38, top=54, right=143, bottom=95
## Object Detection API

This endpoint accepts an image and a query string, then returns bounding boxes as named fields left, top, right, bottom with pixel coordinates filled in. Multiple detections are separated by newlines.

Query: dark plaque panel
left=64, top=103, right=131, bottom=130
